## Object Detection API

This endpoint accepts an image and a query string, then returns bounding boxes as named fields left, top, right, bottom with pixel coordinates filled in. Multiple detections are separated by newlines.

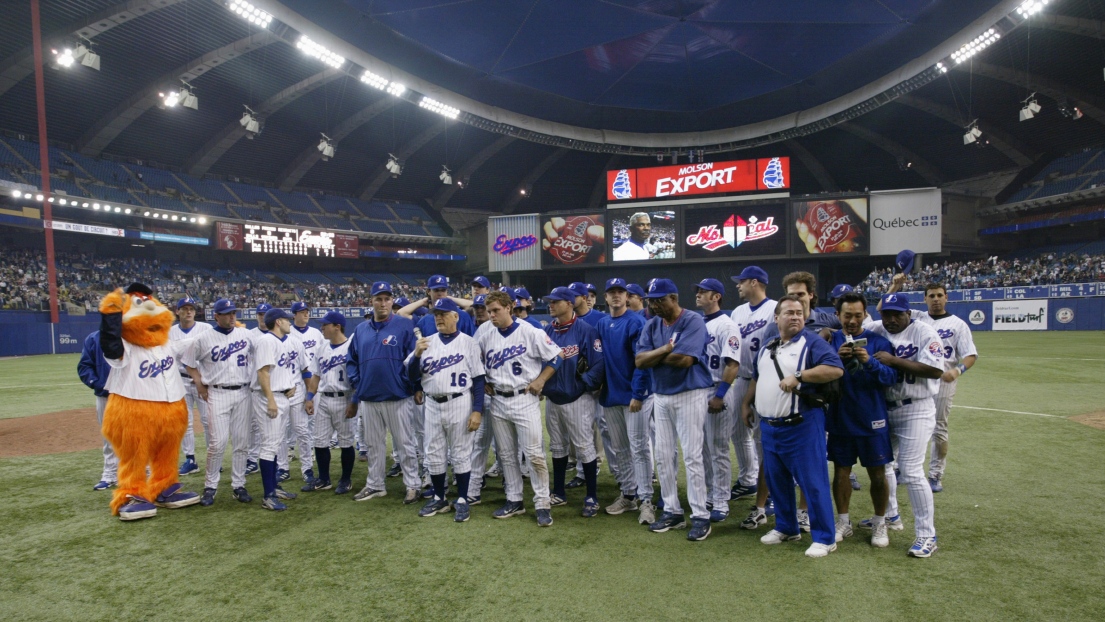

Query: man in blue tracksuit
left=345, top=281, right=422, bottom=504
left=78, top=331, right=117, bottom=491
left=569, top=281, right=608, bottom=328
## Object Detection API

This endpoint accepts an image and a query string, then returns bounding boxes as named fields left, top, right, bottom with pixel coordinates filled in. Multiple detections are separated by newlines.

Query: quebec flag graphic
left=762, top=157, right=785, bottom=189
left=612, top=169, right=633, bottom=199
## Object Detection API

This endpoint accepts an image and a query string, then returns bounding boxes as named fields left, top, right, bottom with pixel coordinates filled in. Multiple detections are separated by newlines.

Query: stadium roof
left=2, top=0, right=1105, bottom=219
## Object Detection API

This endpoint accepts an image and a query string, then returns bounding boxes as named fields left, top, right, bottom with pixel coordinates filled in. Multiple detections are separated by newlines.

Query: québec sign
left=607, top=157, right=789, bottom=201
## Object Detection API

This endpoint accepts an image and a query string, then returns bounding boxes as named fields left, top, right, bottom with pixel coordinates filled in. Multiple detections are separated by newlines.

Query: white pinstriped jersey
left=251, top=332, right=309, bottom=392
left=911, top=310, right=978, bottom=371
left=869, top=319, right=944, bottom=401
left=478, top=320, right=561, bottom=390
left=311, top=339, right=352, bottom=393
left=704, top=313, right=741, bottom=383
left=731, top=298, right=777, bottom=377
left=407, top=332, right=483, bottom=396
left=170, top=322, right=212, bottom=384
left=291, top=325, right=324, bottom=366
left=104, top=339, right=192, bottom=402
left=182, top=326, right=252, bottom=386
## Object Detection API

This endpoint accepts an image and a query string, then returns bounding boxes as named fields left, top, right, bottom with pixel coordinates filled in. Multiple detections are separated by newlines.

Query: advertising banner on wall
left=869, top=188, right=942, bottom=256
left=992, top=299, right=1048, bottom=330
left=682, top=202, right=787, bottom=260
left=607, top=157, right=790, bottom=202
left=488, top=214, right=540, bottom=272
left=335, top=233, right=359, bottom=259
left=791, top=197, right=869, bottom=255
left=609, top=209, right=677, bottom=262
left=215, top=221, right=243, bottom=251
left=541, top=213, right=606, bottom=266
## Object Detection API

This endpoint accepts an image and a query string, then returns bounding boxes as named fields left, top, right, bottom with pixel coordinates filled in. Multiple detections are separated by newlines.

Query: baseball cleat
left=155, top=483, right=201, bottom=509
left=709, top=509, right=729, bottom=523
left=276, top=469, right=290, bottom=482
left=740, top=507, right=767, bottom=530
left=454, top=499, right=470, bottom=522
left=581, top=497, right=600, bottom=518
left=549, top=493, right=568, bottom=507
left=334, top=480, right=352, bottom=495
left=929, top=477, right=943, bottom=493
left=536, top=508, right=553, bottom=527
left=797, top=509, right=811, bottom=533
left=200, top=488, right=217, bottom=507
left=648, top=512, right=686, bottom=533
left=353, top=487, right=386, bottom=501
left=118, top=495, right=158, bottom=521
left=492, top=501, right=526, bottom=519
left=403, top=488, right=421, bottom=504
left=486, top=464, right=502, bottom=478
left=638, top=500, right=657, bottom=525
left=605, top=495, right=639, bottom=515
left=835, top=518, right=854, bottom=542
left=178, top=459, right=199, bottom=476
left=245, top=460, right=259, bottom=476
left=421, top=487, right=435, bottom=499
left=850, top=472, right=861, bottom=490
left=386, top=463, right=402, bottom=478
left=871, top=522, right=890, bottom=548
left=760, top=529, right=801, bottom=545
left=419, top=497, right=452, bottom=517
left=273, top=486, right=297, bottom=500
left=93, top=480, right=116, bottom=491
left=465, top=495, right=481, bottom=506
left=565, top=476, right=585, bottom=489
left=687, top=517, right=712, bottom=541
left=805, top=542, right=837, bottom=558
left=329, top=440, right=338, bottom=449
left=232, top=487, right=252, bottom=503
left=261, top=495, right=287, bottom=511
left=304, top=469, right=315, bottom=481
left=358, top=451, right=367, bottom=462
left=859, top=514, right=904, bottom=531
left=907, top=536, right=938, bottom=558
left=302, top=478, right=331, bottom=492
left=730, top=484, right=756, bottom=500
left=764, top=499, right=775, bottom=516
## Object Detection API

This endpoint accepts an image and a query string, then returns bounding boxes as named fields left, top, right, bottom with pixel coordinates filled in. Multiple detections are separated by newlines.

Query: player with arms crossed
left=302, top=311, right=356, bottom=495
left=183, top=299, right=254, bottom=506
left=478, top=290, right=562, bottom=527
left=172, top=297, right=212, bottom=476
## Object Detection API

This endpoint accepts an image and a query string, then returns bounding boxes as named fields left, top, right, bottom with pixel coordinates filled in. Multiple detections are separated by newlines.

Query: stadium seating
left=315, top=195, right=354, bottom=215
left=352, top=218, right=392, bottom=234
left=284, top=212, right=317, bottom=227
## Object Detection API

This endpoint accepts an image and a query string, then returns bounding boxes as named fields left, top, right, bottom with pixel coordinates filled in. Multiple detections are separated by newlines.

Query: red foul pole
left=30, top=0, right=60, bottom=324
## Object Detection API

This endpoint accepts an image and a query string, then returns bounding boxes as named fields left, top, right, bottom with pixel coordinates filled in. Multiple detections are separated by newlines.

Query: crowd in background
left=857, top=252, right=1105, bottom=297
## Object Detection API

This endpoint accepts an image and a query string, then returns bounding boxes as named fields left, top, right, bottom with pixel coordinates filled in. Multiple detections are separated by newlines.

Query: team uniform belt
left=738, top=373, right=754, bottom=381
left=429, top=392, right=464, bottom=404
left=763, top=412, right=804, bottom=427
left=888, top=398, right=913, bottom=409
left=322, top=391, right=347, bottom=398
left=212, top=384, right=246, bottom=391
left=494, top=389, right=524, bottom=398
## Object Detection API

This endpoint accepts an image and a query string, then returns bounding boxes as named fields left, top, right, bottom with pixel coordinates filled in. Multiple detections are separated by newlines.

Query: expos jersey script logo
left=278, top=351, right=300, bottom=370
left=937, top=329, right=954, bottom=339
left=139, top=356, right=175, bottom=379
left=485, top=345, right=527, bottom=370
left=740, top=319, right=767, bottom=338
left=421, top=353, right=464, bottom=376
left=560, top=345, right=580, bottom=359
left=211, top=340, right=248, bottom=362
left=895, top=344, right=919, bottom=359
left=318, top=354, right=347, bottom=375
left=301, top=339, right=317, bottom=350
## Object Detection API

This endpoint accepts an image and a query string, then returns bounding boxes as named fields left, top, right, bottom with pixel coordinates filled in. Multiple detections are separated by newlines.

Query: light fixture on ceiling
left=1058, top=99, right=1083, bottom=120
left=198, top=217, right=207, bottom=224
left=51, top=37, right=100, bottom=71
left=934, top=62, right=948, bottom=74
left=227, top=0, right=273, bottom=28
left=897, top=156, right=912, bottom=171
left=951, top=28, right=1000, bottom=65
left=240, top=105, right=261, bottom=138
left=963, top=120, right=982, bottom=145
left=296, top=35, right=345, bottom=69
left=419, top=97, right=460, bottom=119
left=385, top=153, right=403, bottom=177
left=1019, top=93, right=1041, bottom=121
left=1015, top=0, right=1049, bottom=19
left=159, top=81, right=196, bottom=110
left=439, top=165, right=452, bottom=185
left=317, top=133, right=335, bottom=161
left=361, top=69, right=406, bottom=97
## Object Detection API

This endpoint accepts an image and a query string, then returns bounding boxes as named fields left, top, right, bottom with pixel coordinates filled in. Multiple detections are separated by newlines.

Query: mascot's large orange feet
left=119, top=495, right=158, bottom=521
left=154, top=483, right=201, bottom=509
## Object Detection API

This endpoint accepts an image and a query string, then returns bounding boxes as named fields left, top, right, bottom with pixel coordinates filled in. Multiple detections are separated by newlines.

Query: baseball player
left=635, top=279, right=714, bottom=542
left=478, top=290, right=562, bottom=527
left=865, top=293, right=945, bottom=557
left=182, top=299, right=254, bottom=506
left=513, top=287, right=543, bottom=329
left=172, top=296, right=212, bottom=476
left=613, top=212, right=652, bottom=261
left=472, top=276, right=491, bottom=297
left=885, top=276, right=978, bottom=492
left=472, top=294, right=490, bottom=327
left=542, top=287, right=606, bottom=517
left=742, top=294, right=844, bottom=558
left=303, top=311, right=356, bottom=495
left=405, top=298, right=485, bottom=522
left=78, top=330, right=117, bottom=491
left=251, top=308, right=310, bottom=510
left=569, top=282, right=608, bottom=328
left=695, top=278, right=742, bottom=523
left=568, top=281, right=616, bottom=482
left=245, top=302, right=274, bottom=476
left=346, top=281, right=422, bottom=505
left=596, top=278, right=656, bottom=524
left=729, top=267, right=775, bottom=530
left=626, top=283, right=649, bottom=317
left=397, top=275, right=476, bottom=337
left=283, top=301, right=322, bottom=488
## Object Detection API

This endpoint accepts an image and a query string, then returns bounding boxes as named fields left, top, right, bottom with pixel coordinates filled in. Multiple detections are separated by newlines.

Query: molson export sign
left=607, top=157, right=789, bottom=201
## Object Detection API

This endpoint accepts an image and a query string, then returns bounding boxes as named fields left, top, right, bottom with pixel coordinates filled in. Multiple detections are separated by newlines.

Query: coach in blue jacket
left=78, top=331, right=118, bottom=491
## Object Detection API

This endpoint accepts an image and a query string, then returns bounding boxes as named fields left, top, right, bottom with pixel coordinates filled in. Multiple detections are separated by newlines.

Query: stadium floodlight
left=171, top=215, right=178, bottom=221
left=934, top=62, right=948, bottom=74
left=951, top=29, right=1000, bottom=65
left=386, top=153, right=403, bottom=177
left=963, top=120, right=982, bottom=145
left=114, top=207, right=122, bottom=213
left=439, top=165, right=452, bottom=185
left=124, top=208, right=132, bottom=214
left=227, top=0, right=273, bottom=28
left=317, top=133, right=335, bottom=161
left=240, top=105, right=261, bottom=138
left=51, top=48, right=75, bottom=68
left=1020, top=93, right=1041, bottom=121
left=198, top=217, right=207, bottom=224
left=36, top=194, right=44, bottom=201
left=189, top=217, right=196, bottom=223
left=48, top=197, right=55, bottom=203
left=93, top=203, right=101, bottom=209
left=1058, top=100, right=1083, bottom=120
left=11, top=190, right=21, bottom=198
left=296, top=35, right=345, bottom=69
left=159, top=89, right=181, bottom=108
left=385, top=82, right=406, bottom=97
left=419, top=97, right=460, bottom=119
left=1016, top=0, right=1049, bottom=18
left=75, top=43, right=100, bottom=70
left=360, top=70, right=389, bottom=90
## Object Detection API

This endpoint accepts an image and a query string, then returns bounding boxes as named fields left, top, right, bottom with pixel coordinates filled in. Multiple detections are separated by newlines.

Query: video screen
left=791, top=197, right=869, bottom=255
left=610, top=209, right=677, bottom=262
left=541, top=213, right=606, bottom=266
left=683, top=202, right=788, bottom=261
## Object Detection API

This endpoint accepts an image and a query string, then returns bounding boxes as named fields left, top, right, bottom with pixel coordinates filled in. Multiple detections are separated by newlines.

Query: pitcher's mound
left=0, top=409, right=102, bottom=458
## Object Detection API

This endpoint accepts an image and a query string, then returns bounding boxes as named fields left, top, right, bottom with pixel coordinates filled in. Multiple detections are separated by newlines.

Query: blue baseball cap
left=732, top=266, right=769, bottom=285
left=393, top=296, right=410, bottom=308
left=432, top=298, right=462, bottom=313
left=320, top=311, right=346, bottom=328
left=586, top=283, right=598, bottom=294
left=176, top=296, right=199, bottom=310
left=896, top=249, right=917, bottom=274
left=290, top=301, right=309, bottom=314
left=499, top=286, right=517, bottom=301
left=472, top=294, right=487, bottom=307
left=427, top=275, right=448, bottom=289
left=256, top=303, right=273, bottom=316
left=543, top=287, right=577, bottom=303
left=626, top=283, right=646, bottom=298
left=263, top=308, right=291, bottom=326
left=515, top=287, right=532, bottom=300
left=830, top=284, right=854, bottom=300
left=371, top=281, right=392, bottom=296
left=473, top=276, right=491, bottom=288
left=646, top=278, right=678, bottom=298
left=696, top=278, right=725, bottom=295
left=605, top=277, right=628, bottom=292
left=212, top=299, right=236, bottom=314
left=880, top=293, right=911, bottom=313
left=568, top=282, right=589, bottom=298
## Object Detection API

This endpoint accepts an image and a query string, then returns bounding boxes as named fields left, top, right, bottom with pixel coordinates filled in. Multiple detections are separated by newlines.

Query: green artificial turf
left=0, top=333, right=1103, bottom=620
left=0, top=353, right=88, bottom=419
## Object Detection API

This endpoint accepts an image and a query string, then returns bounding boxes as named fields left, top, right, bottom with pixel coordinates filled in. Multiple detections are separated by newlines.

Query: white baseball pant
left=594, top=398, right=618, bottom=476
left=885, top=397, right=937, bottom=539
left=490, top=393, right=551, bottom=510
left=180, top=382, right=208, bottom=457
left=313, top=394, right=355, bottom=449
left=248, top=413, right=261, bottom=462
left=359, top=398, right=420, bottom=491
left=95, top=395, right=118, bottom=483
left=203, top=386, right=251, bottom=490
left=929, top=380, right=956, bottom=480
left=654, top=388, right=711, bottom=521
left=603, top=395, right=655, bottom=499
left=278, top=394, right=314, bottom=477
left=423, top=394, right=474, bottom=475
left=729, top=377, right=761, bottom=486
left=412, top=401, right=427, bottom=471
left=702, top=384, right=737, bottom=507
left=467, top=408, right=495, bottom=500
left=546, top=395, right=599, bottom=462
left=251, top=391, right=290, bottom=462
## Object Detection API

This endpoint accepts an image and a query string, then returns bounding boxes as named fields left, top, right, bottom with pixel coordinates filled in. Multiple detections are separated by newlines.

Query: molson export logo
left=686, top=214, right=779, bottom=251
left=606, top=157, right=789, bottom=201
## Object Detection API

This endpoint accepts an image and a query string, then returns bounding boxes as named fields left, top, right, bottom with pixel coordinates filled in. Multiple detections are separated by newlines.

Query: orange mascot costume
left=99, top=283, right=201, bottom=520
